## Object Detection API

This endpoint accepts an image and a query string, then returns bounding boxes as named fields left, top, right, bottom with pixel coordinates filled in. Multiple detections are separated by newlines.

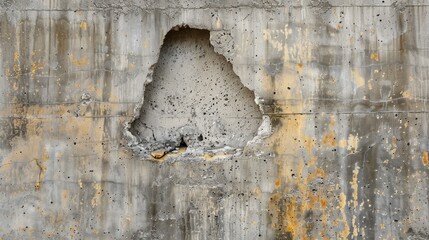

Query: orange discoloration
left=402, top=90, right=412, bottom=98
left=339, top=193, right=350, bottom=239
left=30, top=59, right=44, bottom=79
left=322, top=131, right=337, bottom=147
left=370, top=52, right=379, bottom=61
left=308, top=157, right=318, bottom=167
left=304, top=137, right=315, bottom=155
left=62, top=190, right=68, bottom=199
left=320, top=198, right=327, bottom=208
left=151, top=149, right=166, bottom=159
left=14, top=51, right=19, bottom=61
left=285, top=197, right=299, bottom=238
left=266, top=113, right=336, bottom=239
left=275, top=178, right=281, bottom=188
left=423, top=151, right=428, bottom=165
left=268, top=192, right=282, bottom=230
left=69, top=54, right=90, bottom=66
left=307, top=167, right=326, bottom=181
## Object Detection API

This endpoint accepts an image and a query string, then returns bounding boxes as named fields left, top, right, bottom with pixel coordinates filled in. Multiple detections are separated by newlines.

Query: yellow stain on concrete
left=79, top=21, right=88, bottom=30
left=370, top=52, right=379, bottom=61
left=390, top=136, right=397, bottom=159
left=14, top=51, right=19, bottom=62
left=339, top=193, right=350, bottom=239
left=353, top=70, right=365, bottom=88
left=347, top=134, right=359, bottom=153
left=69, top=54, right=90, bottom=66
left=401, top=90, right=412, bottom=98
left=322, top=131, right=337, bottom=147
left=351, top=166, right=360, bottom=237
left=30, top=59, right=44, bottom=79
left=267, top=112, right=334, bottom=239
left=91, top=183, right=102, bottom=208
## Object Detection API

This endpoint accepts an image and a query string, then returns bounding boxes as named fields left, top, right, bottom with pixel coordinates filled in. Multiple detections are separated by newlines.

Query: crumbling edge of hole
left=122, top=24, right=273, bottom=159
left=123, top=62, right=157, bottom=148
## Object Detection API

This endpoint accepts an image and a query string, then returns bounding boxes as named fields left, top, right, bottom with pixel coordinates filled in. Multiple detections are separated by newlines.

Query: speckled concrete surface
left=1, top=0, right=429, bottom=239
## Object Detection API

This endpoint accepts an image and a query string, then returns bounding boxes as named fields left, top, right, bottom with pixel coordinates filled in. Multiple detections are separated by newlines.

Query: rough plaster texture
left=1, top=0, right=429, bottom=239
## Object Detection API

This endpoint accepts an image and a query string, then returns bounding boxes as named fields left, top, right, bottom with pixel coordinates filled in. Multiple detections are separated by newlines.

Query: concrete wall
left=1, top=0, right=429, bottom=239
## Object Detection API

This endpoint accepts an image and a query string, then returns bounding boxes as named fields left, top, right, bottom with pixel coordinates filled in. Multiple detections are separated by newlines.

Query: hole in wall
left=128, top=27, right=263, bottom=157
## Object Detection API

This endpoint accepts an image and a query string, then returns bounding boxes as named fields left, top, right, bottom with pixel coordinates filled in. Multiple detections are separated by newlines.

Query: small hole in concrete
left=179, top=137, right=188, bottom=148
left=129, top=27, right=262, bottom=156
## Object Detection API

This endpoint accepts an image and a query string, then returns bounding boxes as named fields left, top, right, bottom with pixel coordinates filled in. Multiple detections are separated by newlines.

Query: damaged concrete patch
left=127, top=27, right=263, bottom=157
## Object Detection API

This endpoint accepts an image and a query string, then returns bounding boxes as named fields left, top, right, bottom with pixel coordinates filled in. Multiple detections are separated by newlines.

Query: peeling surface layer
left=1, top=1, right=429, bottom=239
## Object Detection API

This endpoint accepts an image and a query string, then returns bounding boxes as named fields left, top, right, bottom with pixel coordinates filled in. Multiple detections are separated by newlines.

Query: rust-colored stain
left=423, top=151, right=428, bottom=165
left=267, top=115, right=335, bottom=239
left=30, top=59, right=44, bottom=78
left=339, top=193, right=350, bottom=239
left=69, top=54, right=90, bottom=66
left=322, top=131, right=337, bottom=147
left=275, top=178, right=281, bottom=188
left=370, top=52, right=379, bottom=61
left=271, top=159, right=329, bottom=237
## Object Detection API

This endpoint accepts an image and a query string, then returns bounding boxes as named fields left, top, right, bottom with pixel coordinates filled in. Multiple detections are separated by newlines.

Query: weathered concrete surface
left=1, top=0, right=429, bottom=239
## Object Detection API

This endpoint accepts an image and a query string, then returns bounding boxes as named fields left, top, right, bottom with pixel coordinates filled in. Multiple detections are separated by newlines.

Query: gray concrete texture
left=0, top=0, right=429, bottom=239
